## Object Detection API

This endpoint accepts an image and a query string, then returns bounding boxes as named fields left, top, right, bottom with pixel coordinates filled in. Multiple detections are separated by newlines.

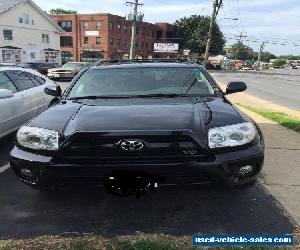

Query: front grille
left=55, top=133, right=210, bottom=165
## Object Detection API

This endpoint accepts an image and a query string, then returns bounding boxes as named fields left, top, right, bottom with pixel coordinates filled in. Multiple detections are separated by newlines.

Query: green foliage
left=115, top=240, right=179, bottom=250
left=229, top=41, right=254, bottom=61
left=49, top=8, right=77, bottom=14
left=174, top=15, right=225, bottom=56
left=272, top=58, right=287, bottom=68
left=278, top=55, right=300, bottom=60
left=240, top=105, right=300, bottom=133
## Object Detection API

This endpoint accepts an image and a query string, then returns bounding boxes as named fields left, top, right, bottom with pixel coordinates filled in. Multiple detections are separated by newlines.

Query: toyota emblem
left=118, top=139, right=144, bottom=151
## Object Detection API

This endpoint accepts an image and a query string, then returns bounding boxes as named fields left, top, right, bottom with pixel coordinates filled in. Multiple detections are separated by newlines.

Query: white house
left=0, top=0, right=63, bottom=64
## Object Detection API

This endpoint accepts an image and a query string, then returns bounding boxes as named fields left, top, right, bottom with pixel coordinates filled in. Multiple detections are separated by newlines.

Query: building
left=0, top=0, right=63, bottom=64
left=50, top=13, right=176, bottom=63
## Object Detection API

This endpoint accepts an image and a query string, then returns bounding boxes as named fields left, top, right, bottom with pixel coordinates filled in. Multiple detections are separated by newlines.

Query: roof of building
left=0, top=0, right=63, bottom=32
left=0, top=0, right=25, bottom=15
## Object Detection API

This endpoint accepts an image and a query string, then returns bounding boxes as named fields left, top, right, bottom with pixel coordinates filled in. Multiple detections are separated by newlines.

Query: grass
left=239, top=104, right=300, bottom=133
left=0, top=236, right=295, bottom=250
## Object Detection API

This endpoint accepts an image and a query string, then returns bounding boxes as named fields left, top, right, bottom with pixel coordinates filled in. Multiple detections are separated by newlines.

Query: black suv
left=10, top=59, right=264, bottom=196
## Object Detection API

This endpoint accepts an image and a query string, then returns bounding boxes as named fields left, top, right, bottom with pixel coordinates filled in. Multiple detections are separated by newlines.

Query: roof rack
left=93, top=57, right=198, bottom=66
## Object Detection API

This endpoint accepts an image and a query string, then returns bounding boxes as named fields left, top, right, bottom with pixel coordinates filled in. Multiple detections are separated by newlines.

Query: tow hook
left=104, top=170, right=165, bottom=198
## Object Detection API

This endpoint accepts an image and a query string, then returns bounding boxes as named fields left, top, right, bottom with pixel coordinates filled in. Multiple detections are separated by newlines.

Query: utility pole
left=258, top=41, right=265, bottom=69
left=234, top=31, right=247, bottom=69
left=126, top=0, right=143, bottom=60
left=203, top=0, right=223, bottom=67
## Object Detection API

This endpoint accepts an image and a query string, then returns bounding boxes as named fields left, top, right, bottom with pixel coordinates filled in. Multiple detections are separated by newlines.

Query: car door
left=5, top=70, right=40, bottom=124
left=0, top=71, right=23, bottom=137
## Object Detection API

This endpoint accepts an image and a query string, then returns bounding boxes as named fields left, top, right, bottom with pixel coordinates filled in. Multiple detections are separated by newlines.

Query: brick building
left=50, top=13, right=176, bottom=63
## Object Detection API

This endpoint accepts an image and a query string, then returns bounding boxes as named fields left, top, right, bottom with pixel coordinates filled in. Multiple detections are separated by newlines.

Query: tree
left=252, top=51, right=277, bottom=62
left=174, top=15, right=225, bottom=56
left=272, top=59, right=287, bottom=68
left=49, top=8, right=77, bottom=15
left=229, top=41, right=254, bottom=61
left=278, top=55, right=300, bottom=60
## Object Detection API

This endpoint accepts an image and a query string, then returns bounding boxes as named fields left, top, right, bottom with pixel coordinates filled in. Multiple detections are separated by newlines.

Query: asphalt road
left=0, top=134, right=296, bottom=239
left=212, top=69, right=300, bottom=111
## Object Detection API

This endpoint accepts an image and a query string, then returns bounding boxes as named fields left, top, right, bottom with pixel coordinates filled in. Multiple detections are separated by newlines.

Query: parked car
left=20, top=62, right=60, bottom=75
left=47, top=62, right=90, bottom=81
left=10, top=60, right=264, bottom=196
left=0, top=63, right=19, bottom=67
left=0, top=67, right=57, bottom=138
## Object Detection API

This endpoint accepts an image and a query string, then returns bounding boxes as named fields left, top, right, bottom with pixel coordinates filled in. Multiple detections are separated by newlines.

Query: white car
left=0, top=67, right=57, bottom=138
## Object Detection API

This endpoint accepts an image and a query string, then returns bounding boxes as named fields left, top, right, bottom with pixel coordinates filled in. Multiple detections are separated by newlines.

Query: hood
left=29, top=97, right=244, bottom=138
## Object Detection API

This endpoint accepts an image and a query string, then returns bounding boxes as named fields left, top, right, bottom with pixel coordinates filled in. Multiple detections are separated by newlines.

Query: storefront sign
left=154, top=43, right=179, bottom=53
left=85, top=31, right=99, bottom=36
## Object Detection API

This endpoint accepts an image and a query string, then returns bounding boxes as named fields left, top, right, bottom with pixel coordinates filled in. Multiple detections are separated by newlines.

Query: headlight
left=208, top=122, right=256, bottom=149
left=17, top=126, right=59, bottom=151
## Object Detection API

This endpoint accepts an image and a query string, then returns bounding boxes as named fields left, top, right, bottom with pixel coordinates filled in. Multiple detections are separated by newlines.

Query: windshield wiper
left=68, top=95, right=136, bottom=100
left=68, top=94, right=189, bottom=100
left=134, top=93, right=189, bottom=98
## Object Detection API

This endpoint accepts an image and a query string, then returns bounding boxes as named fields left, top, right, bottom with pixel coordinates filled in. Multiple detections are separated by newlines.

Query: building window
left=83, top=21, right=89, bottom=30
left=117, top=39, right=121, bottom=46
left=96, top=37, right=101, bottom=44
left=146, top=42, right=149, bottom=49
left=2, top=49, right=21, bottom=63
left=123, top=25, right=127, bottom=32
left=60, top=36, right=73, bottom=47
left=3, top=30, right=13, bottom=40
left=44, top=51, right=59, bottom=63
left=123, top=40, right=127, bottom=47
left=58, top=21, right=72, bottom=32
left=110, top=38, right=114, bottom=45
left=110, top=22, right=114, bottom=30
left=117, top=24, right=121, bottom=29
left=42, top=34, right=49, bottom=43
left=136, top=27, right=139, bottom=34
left=84, top=37, right=89, bottom=44
left=19, top=14, right=30, bottom=24
left=141, top=42, right=144, bottom=48
left=81, top=51, right=103, bottom=62
left=61, top=51, right=73, bottom=64
left=96, top=21, right=101, bottom=30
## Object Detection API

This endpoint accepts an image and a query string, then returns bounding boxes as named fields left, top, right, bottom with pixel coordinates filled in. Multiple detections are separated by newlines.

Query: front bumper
left=10, top=143, right=264, bottom=188
left=47, top=73, right=75, bottom=80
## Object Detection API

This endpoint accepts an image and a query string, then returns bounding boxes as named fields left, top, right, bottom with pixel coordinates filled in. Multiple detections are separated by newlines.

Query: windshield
left=68, top=67, right=216, bottom=99
left=62, top=63, right=85, bottom=69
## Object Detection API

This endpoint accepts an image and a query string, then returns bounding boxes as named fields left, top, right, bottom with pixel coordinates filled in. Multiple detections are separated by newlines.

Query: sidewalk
left=218, top=82, right=300, bottom=227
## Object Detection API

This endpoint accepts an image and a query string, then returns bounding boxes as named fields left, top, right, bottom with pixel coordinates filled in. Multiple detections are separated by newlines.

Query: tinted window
left=0, top=72, right=17, bottom=92
left=6, top=71, right=36, bottom=91
left=68, top=67, right=215, bottom=98
left=62, top=63, right=85, bottom=69
left=60, top=36, right=73, bottom=47
left=28, top=73, right=46, bottom=86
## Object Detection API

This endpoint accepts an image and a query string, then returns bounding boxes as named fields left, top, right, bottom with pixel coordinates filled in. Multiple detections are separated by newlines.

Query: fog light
left=239, top=165, right=254, bottom=176
left=20, top=168, right=33, bottom=178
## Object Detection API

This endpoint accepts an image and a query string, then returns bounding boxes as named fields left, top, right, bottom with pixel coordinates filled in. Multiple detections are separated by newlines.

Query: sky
left=35, top=0, right=300, bottom=56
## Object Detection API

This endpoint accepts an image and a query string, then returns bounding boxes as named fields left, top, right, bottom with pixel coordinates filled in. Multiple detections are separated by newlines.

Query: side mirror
left=225, top=81, right=247, bottom=95
left=0, top=89, right=14, bottom=99
left=44, top=85, right=62, bottom=97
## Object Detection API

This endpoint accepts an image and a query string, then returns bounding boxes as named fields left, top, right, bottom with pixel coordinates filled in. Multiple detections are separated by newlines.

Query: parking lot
left=0, top=130, right=296, bottom=240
